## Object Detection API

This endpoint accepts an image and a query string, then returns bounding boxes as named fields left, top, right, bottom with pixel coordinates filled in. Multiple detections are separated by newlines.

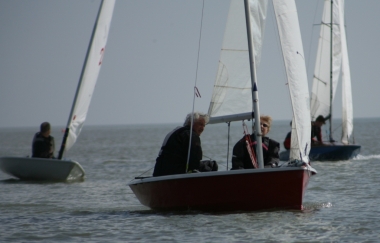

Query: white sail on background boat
left=310, top=0, right=340, bottom=124
left=128, top=0, right=316, bottom=212
left=310, top=0, right=353, bottom=144
left=280, top=0, right=360, bottom=161
left=0, top=0, right=115, bottom=181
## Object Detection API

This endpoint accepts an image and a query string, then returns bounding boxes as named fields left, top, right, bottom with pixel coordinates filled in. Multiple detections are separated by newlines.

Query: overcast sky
left=0, top=0, right=379, bottom=128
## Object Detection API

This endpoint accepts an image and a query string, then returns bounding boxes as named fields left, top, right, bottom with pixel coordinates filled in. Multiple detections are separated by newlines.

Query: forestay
left=208, top=0, right=268, bottom=124
left=272, top=0, right=311, bottom=162
left=64, top=0, right=116, bottom=151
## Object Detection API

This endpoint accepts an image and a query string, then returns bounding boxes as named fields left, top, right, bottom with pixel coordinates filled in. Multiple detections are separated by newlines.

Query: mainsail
left=208, top=0, right=268, bottom=124
left=59, top=0, right=115, bottom=157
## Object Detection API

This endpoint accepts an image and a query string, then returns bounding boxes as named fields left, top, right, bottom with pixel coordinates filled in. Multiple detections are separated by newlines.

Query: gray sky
left=1, top=0, right=379, bottom=128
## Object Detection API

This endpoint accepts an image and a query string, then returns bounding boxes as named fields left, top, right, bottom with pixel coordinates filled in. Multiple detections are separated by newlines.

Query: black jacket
left=32, top=132, right=55, bottom=158
left=153, top=126, right=202, bottom=176
left=232, top=134, right=280, bottom=169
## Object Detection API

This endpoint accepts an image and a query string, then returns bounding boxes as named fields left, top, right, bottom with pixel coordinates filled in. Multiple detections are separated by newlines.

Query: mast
left=329, top=0, right=334, bottom=142
left=244, top=0, right=264, bottom=169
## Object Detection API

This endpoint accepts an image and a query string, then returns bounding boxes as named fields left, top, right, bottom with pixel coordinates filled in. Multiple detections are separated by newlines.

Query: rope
left=243, top=121, right=258, bottom=169
left=193, top=0, right=205, bottom=91
left=186, top=0, right=205, bottom=173
left=133, top=166, right=154, bottom=180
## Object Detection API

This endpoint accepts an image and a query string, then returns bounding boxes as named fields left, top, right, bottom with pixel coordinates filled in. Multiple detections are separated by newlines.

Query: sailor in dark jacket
left=311, top=115, right=326, bottom=145
left=232, top=115, right=280, bottom=169
left=32, top=122, right=55, bottom=158
left=153, top=112, right=209, bottom=177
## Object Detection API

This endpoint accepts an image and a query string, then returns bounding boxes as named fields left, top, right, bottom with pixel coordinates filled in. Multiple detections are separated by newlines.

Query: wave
left=302, top=202, right=332, bottom=212
left=102, top=159, right=155, bottom=163
left=353, top=154, right=380, bottom=160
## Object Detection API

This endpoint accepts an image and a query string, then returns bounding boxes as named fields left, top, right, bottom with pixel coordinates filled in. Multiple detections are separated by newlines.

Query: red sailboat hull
left=129, top=167, right=316, bottom=211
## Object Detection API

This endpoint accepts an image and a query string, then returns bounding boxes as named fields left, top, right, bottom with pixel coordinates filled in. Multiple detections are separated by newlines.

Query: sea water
left=0, top=118, right=379, bottom=242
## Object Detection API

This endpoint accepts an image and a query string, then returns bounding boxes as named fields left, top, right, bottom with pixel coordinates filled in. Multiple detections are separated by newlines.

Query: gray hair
left=183, top=112, right=209, bottom=126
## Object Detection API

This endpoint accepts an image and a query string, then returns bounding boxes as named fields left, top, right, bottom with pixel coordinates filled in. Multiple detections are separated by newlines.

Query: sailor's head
left=254, top=115, right=272, bottom=136
left=40, top=122, right=51, bottom=137
left=184, top=112, right=209, bottom=136
left=315, top=115, right=326, bottom=125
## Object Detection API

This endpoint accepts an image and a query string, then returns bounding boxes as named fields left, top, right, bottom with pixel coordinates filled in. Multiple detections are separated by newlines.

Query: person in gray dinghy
left=32, top=122, right=55, bottom=158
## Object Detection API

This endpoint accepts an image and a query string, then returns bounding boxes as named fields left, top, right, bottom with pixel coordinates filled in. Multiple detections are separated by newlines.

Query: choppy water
left=1, top=118, right=379, bottom=242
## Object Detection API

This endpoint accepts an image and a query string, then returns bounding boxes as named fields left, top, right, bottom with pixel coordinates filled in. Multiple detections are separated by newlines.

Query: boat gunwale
left=0, top=156, right=83, bottom=167
left=128, top=165, right=317, bottom=185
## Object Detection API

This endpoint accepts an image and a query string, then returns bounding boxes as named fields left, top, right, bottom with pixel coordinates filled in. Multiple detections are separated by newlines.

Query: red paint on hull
left=129, top=167, right=314, bottom=211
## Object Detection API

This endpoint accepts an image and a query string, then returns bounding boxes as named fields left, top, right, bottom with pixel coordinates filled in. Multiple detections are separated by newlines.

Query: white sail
left=65, top=0, right=115, bottom=151
left=338, top=0, right=353, bottom=144
left=272, top=0, right=311, bottom=162
left=208, top=0, right=268, bottom=124
left=310, top=0, right=341, bottom=121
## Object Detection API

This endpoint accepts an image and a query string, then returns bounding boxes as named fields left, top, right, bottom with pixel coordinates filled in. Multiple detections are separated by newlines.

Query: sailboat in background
left=128, top=0, right=316, bottom=211
left=0, top=0, right=115, bottom=181
left=280, top=0, right=360, bottom=161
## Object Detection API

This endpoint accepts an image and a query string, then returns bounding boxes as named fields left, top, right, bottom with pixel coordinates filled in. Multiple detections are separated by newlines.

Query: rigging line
left=332, top=122, right=343, bottom=133
left=202, top=154, right=213, bottom=160
left=193, top=0, right=205, bottom=90
left=186, top=0, right=205, bottom=173
left=134, top=166, right=154, bottom=178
